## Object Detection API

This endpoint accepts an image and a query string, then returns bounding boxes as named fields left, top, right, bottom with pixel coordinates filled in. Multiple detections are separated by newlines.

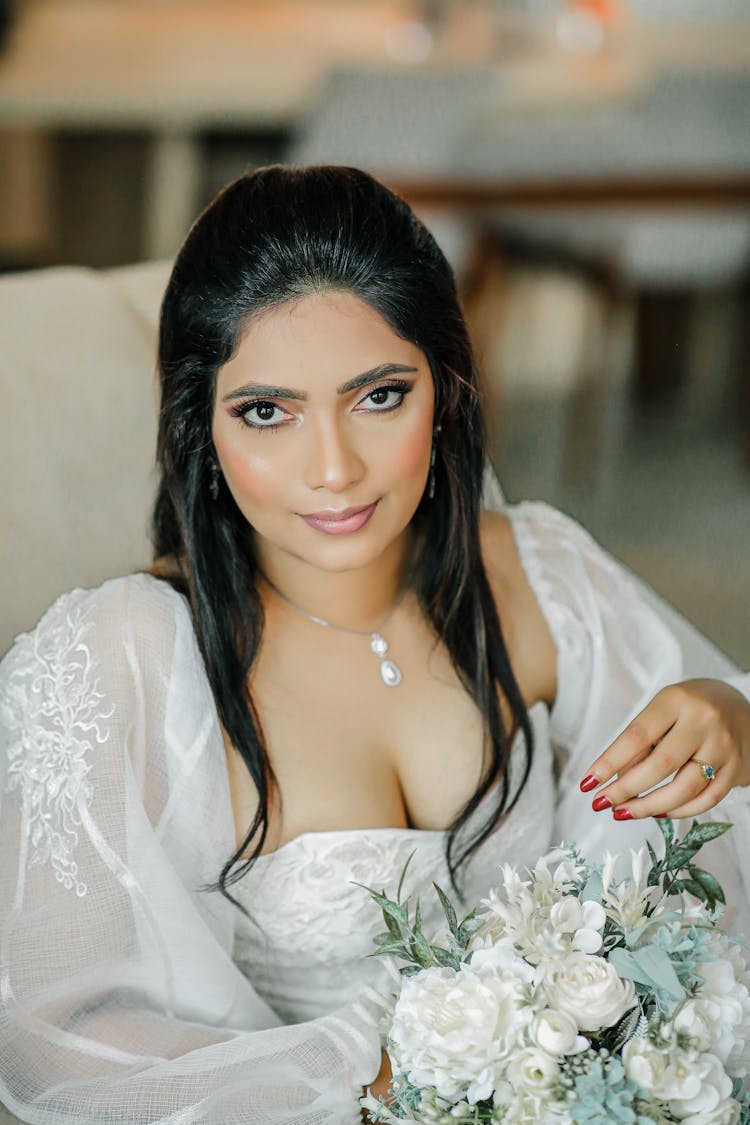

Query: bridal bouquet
left=361, top=819, right=750, bottom=1124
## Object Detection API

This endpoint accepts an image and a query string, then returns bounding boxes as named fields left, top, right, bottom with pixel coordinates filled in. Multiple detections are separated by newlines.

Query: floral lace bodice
left=233, top=702, right=554, bottom=1023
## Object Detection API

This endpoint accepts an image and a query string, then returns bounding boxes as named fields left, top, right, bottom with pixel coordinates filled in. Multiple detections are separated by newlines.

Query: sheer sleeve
left=504, top=502, right=750, bottom=931
left=0, top=575, right=381, bottom=1124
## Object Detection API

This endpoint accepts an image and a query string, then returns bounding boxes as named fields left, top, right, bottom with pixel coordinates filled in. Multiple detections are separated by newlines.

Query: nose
left=303, top=415, right=365, bottom=493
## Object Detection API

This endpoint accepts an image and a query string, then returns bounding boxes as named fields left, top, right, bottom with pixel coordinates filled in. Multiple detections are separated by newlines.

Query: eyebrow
left=221, top=363, right=419, bottom=403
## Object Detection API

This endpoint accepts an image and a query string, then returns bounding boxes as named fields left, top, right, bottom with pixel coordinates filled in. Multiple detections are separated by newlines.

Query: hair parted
left=152, top=164, right=534, bottom=905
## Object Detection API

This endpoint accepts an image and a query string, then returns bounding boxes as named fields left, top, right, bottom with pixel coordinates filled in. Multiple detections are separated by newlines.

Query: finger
left=658, top=764, right=732, bottom=818
left=580, top=693, right=678, bottom=791
left=591, top=723, right=702, bottom=812
left=611, top=758, right=730, bottom=820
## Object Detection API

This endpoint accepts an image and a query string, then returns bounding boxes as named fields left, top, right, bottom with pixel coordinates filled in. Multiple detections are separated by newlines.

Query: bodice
left=232, top=701, right=554, bottom=1023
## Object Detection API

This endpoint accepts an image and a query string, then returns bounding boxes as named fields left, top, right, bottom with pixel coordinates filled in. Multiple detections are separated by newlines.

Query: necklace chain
left=260, top=562, right=413, bottom=688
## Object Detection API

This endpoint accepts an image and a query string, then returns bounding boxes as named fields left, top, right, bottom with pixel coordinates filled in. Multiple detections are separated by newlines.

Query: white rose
left=389, top=963, right=533, bottom=1104
left=531, top=1009, right=588, bottom=1056
left=506, top=1047, right=560, bottom=1094
left=537, top=953, right=636, bottom=1031
left=623, top=1037, right=669, bottom=1093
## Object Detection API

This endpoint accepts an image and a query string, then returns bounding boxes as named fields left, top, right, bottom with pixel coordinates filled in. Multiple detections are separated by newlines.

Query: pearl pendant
left=370, top=632, right=402, bottom=687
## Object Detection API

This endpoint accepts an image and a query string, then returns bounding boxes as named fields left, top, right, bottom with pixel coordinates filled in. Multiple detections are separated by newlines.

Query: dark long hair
left=153, top=164, right=534, bottom=903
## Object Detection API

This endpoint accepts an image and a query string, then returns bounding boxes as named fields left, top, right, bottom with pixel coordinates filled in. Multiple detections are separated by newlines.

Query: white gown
left=1, top=500, right=749, bottom=1125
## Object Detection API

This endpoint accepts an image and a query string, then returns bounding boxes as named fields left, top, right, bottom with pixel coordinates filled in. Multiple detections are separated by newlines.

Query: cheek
left=386, top=413, right=433, bottom=482
left=213, top=431, right=284, bottom=510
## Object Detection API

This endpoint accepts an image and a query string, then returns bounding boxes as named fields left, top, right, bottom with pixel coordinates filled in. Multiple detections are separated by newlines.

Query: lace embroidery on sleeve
left=2, top=592, right=114, bottom=897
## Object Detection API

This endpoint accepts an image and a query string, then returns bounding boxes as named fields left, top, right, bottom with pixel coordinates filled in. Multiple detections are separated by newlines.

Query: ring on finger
left=690, top=756, right=716, bottom=783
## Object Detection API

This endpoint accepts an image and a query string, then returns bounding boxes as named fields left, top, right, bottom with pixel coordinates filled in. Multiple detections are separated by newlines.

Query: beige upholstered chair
left=0, top=260, right=171, bottom=660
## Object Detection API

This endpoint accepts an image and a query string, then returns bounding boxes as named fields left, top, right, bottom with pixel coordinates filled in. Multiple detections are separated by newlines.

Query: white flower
left=681, top=1098, right=740, bottom=1124
left=623, top=1037, right=669, bottom=1092
left=531, top=1009, right=588, bottom=1056
left=654, top=1049, right=733, bottom=1119
left=537, top=952, right=636, bottom=1031
left=674, top=998, right=722, bottom=1053
left=695, top=943, right=750, bottom=1077
left=506, top=1046, right=560, bottom=1093
left=388, top=962, right=534, bottom=1104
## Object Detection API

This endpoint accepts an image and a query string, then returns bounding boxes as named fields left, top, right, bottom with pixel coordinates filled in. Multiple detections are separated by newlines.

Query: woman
left=1, top=165, right=749, bottom=1124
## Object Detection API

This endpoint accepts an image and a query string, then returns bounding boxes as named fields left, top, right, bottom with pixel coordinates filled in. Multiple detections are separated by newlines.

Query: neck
left=254, top=527, right=416, bottom=633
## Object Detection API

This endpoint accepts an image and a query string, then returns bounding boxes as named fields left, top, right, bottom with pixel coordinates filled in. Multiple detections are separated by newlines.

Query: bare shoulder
left=479, top=510, right=557, bottom=709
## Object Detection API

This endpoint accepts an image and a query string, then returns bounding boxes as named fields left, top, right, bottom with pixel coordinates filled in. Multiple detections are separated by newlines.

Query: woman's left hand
left=579, top=679, right=750, bottom=820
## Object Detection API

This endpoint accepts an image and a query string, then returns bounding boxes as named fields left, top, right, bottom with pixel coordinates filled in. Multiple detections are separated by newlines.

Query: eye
left=232, top=400, right=288, bottom=430
left=358, top=382, right=412, bottom=413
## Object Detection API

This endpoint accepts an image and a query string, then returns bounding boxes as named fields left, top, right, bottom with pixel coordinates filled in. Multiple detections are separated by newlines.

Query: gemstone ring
left=691, top=757, right=716, bottom=783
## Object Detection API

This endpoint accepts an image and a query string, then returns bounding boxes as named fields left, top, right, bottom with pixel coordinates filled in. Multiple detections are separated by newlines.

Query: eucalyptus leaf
left=581, top=871, right=603, bottom=903
left=609, top=944, right=685, bottom=1001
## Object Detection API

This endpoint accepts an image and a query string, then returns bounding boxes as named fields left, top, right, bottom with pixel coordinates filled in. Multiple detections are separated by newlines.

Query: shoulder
left=0, top=573, right=195, bottom=700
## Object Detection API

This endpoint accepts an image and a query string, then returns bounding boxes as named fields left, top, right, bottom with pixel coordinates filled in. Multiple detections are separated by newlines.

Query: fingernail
left=653, top=813, right=668, bottom=819
left=613, top=808, right=634, bottom=821
left=579, top=774, right=600, bottom=793
left=592, top=794, right=612, bottom=812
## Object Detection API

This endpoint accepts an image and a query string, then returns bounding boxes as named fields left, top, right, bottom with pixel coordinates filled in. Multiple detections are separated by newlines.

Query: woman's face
left=212, top=291, right=435, bottom=574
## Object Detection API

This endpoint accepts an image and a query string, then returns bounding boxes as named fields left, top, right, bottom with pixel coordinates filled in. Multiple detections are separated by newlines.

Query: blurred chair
left=0, top=260, right=170, bottom=658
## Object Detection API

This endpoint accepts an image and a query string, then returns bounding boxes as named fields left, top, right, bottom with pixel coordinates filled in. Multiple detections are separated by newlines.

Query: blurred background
left=0, top=0, right=748, bottom=663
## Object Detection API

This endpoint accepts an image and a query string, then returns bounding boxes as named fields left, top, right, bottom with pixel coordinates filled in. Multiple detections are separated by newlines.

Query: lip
left=299, top=500, right=379, bottom=535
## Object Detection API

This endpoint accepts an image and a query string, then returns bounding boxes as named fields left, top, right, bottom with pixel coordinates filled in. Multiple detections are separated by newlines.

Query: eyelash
left=230, top=380, right=414, bottom=433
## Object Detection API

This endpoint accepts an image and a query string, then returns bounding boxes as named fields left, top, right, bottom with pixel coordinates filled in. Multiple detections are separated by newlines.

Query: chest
left=226, top=589, right=543, bottom=854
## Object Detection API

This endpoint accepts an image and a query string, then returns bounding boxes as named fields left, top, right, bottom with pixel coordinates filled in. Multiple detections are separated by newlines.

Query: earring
left=209, top=460, right=220, bottom=501
left=428, top=424, right=442, bottom=500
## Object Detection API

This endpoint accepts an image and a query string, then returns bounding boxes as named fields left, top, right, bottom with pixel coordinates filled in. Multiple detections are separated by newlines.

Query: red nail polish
left=592, top=794, right=612, bottom=812
left=579, top=774, right=600, bottom=793
left=653, top=813, right=668, bottom=819
left=613, top=808, right=634, bottom=821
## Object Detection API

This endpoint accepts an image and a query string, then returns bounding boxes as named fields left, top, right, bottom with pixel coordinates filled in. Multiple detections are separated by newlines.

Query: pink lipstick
left=300, top=501, right=379, bottom=535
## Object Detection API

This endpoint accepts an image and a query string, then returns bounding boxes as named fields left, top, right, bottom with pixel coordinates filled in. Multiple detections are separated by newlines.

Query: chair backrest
left=0, top=260, right=171, bottom=657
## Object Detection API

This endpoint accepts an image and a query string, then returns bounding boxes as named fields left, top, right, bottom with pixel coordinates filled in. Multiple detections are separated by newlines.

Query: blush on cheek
left=388, top=417, right=433, bottom=481
left=215, top=439, right=278, bottom=504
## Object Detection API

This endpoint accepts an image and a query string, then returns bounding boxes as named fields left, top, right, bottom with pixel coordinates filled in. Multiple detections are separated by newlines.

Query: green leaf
left=666, top=845, right=701, bottom=869
left=656, top=818, right=675, bottom=849
left=430, top=946, right=460, bottom=970
left=609, top=944, right=685, bottom=1001
left=609, top=1005, right=642, bottom=1052
left=371, top=895, right=409, bottom=929
left=433, top=882, right=459, bottom=936
left=397, top=851, right=417, bottom=903
left=683, top=866, right=726, bottom=906
left=582, top=871, right=603, bottom=903
left=410, top=928, right=434, bottom=968
left=681, top=820, right=732, bottom=850
left=456, top=912, right=483, bottom=947
left=382, top=910, right=403, bottom=940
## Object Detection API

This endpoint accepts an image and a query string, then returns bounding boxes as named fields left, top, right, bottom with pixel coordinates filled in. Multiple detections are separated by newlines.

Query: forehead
left=217, top=291, right=427, bottom=391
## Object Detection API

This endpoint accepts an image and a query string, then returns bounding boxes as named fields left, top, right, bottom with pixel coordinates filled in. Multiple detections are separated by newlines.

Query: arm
left=0, top=579, right=381, bottom=1124
left=504, top=503, right=750, bottom=858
